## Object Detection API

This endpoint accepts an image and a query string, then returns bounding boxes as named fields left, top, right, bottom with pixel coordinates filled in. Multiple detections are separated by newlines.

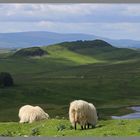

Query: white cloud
left=37, top=21, right=140, bottom=39
left=0, top=20, right=139, bottom=40
left=122, top=4, right=140, bottom=16
left=0, top=4, right=140, bottom=23
left=0, top=4, right=100, bottom=19
left=0, top=4, right=139, bottom=40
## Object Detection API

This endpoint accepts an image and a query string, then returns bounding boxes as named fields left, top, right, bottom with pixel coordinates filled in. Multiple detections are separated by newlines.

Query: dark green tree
left=0, top=72, right=14, bottom=87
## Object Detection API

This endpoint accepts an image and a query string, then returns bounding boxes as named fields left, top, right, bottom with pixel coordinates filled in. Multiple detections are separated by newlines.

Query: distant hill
left=0, top=31, right=140, bottom=48
left=14, top=47, right=48, bottom=57
left=59, top=39, right=113, bottom=50
left=45, top=39, right=140, bottom=61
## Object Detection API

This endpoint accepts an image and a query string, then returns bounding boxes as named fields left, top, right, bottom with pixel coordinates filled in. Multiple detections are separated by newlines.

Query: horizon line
left=0, top=30, right=139, bottom=41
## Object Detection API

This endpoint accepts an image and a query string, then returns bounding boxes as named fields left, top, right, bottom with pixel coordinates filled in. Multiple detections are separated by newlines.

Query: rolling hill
left=0, top=39, right=140, bottom=122
left=14, top=47, right=48, bottom=57
left=45, top=39, right=140, bottom=62
left=0, top=31, right=140, bottom=48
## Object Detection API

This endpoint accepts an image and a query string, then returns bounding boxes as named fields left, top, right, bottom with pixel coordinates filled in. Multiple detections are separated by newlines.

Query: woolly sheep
left=87, top=103, right=98, bottom=128
left=69, top=100, right=98, bottom=130
left=69, top=100, right=89, bottom=130
left=18, top=105, right=49, bottom=123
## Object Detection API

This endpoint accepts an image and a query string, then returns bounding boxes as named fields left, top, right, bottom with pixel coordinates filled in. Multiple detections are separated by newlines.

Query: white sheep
left=18, top=105, right=49, bottom=123
left=69, top=100, right=89, bottom=130
left=87, top=103, right=98, bottom=128
left=69, top=100, right=98, bottom=130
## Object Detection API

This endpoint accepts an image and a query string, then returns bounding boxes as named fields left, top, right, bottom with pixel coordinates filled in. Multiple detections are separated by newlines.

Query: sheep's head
left=45, top=113, right=49, bottom=119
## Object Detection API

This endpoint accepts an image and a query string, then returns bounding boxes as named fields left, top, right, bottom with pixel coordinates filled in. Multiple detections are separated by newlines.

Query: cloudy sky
left=0, top=4, right=140, bottom=40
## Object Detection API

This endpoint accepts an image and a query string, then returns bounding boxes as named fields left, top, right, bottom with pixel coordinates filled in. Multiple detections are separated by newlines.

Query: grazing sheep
left=69, top=100, right=89, bottom=130
left=69, top=100, right=98, bottom=130
left=87, top=103, right=98, bottom=129
left=18, top=105, right=49, bottom=123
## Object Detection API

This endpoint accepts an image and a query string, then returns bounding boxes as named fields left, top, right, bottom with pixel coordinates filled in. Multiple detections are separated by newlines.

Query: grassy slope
left=56, top=40, right=140, bottom=61
left=1, top=119, right=140, bottom=136
left=44, top=45, right=103, bottom=64
left=0, top=41, right=140, bottom=122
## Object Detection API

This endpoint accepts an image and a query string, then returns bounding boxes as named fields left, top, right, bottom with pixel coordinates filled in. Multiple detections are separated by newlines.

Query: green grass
left=1, top=41, right=140, bottom=136
left=0, top=41, right=140, bottom=123
left=0, top=119, right=140, bottom=136
left=44, top=45, right=103, bottom=65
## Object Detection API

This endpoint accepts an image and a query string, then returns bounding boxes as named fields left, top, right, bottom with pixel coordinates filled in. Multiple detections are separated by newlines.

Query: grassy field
left=1, top=119, right=140, bottom=136
left=0, top=40, right=140, bottom=124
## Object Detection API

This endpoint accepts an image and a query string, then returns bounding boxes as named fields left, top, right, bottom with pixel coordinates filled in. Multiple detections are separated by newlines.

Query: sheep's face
left=40, top=113, right=49, bottom=120
left=75, top=109, right=85, bottom=122
left=45, top=113, right=49, bottom=119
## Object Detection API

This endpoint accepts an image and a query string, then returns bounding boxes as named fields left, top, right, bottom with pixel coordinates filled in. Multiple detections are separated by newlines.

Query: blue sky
left=0, top=4, right=140, bottom=40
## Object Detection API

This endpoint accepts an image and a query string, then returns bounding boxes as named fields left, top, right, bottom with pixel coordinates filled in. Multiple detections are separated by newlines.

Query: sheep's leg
left=92, top=125, right=95, bottom=129
left=81, top=125, right=83, bottom=130
left=84, top=124, right=86, bottom=129
left=74, top=122, right=77, bottom=130
left=88, top=123, right=90, bottom=129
